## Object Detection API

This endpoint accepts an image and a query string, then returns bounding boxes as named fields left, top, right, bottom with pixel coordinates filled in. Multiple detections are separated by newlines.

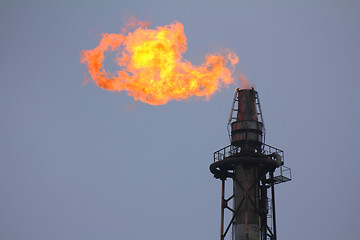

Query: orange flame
left=81, top=19, right=238, bottom=105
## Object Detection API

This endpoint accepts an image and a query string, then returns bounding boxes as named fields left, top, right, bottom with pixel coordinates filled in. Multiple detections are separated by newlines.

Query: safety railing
left=214, top=143, right=285, bottom=164
left=214, top=145, right=242, bottom=162
left=274, top=165, right=292, bottom=184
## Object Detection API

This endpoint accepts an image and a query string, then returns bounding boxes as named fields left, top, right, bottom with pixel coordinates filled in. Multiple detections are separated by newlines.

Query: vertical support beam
left=270, top=171, right=277, bottom=240
left=221, top=179, right=225, bottom=240
left=259, top=183, right=267, bottom=240
left=245, top=178, right=249, bottom=240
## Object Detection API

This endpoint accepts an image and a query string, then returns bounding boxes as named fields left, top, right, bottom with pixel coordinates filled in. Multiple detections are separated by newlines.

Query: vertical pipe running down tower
left=210, top=88, right=291, bottom=240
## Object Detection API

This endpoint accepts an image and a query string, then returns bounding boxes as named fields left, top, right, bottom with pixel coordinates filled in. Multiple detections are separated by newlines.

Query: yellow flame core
left=81, top=20, right=238, bottom=105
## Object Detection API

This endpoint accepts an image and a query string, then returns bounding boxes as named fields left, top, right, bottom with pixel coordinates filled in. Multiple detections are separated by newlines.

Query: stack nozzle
left=230, top=88, right=263, bottom=151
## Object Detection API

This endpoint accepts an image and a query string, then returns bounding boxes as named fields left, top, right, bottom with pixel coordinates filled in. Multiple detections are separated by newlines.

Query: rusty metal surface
left=210, top=88, right=291, bottom=240
left=236, top=89, right=258, bottom=121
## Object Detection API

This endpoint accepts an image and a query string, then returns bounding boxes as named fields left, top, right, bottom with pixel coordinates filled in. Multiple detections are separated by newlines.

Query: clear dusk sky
left=1, top=1, right=359, bottom=240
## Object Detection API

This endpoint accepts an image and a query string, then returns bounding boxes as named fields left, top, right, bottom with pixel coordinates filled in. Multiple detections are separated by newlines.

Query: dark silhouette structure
left=210, top=88, right=291, bottom=240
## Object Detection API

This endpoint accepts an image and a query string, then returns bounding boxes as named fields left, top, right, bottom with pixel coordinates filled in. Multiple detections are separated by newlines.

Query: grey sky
left=1, top=1, right=359, bottom=240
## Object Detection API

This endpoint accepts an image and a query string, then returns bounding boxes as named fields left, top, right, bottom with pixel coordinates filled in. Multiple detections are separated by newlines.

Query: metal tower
left=210, top=88, right=291, bottom=240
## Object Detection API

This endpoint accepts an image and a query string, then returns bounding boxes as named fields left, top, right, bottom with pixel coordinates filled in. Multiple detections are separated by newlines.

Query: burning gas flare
left=81, top=19, right=239, bottom=105
left=238, top=71, right=251, bottom=89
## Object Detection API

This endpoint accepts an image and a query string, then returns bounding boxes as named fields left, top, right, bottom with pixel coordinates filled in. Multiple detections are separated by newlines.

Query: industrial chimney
left=210, top=88, right=291, bottom=240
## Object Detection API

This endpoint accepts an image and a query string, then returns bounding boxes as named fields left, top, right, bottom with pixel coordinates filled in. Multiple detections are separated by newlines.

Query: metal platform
left=273, top=166, right=292, bottom=184
left=213, top=143, right=284, bottom=163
